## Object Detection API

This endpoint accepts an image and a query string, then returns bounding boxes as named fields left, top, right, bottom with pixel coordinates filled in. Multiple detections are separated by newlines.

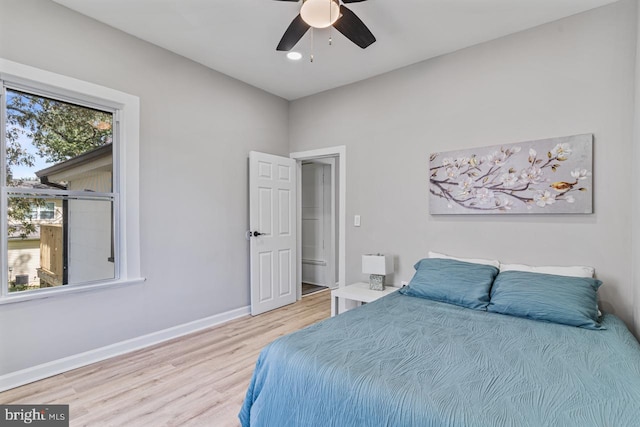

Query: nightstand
left=331, top=282, right=399, bottom=317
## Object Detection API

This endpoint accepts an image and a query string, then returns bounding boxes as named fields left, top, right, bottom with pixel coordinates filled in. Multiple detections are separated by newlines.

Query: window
left=30, top=202, right=56, bottom=221
left=4, top=87, right=115, bottom=293
left=1, top=58, right=142, bottom=301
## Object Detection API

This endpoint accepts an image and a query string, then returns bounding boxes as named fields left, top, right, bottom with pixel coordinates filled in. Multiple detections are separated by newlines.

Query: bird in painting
left=549, top=181, right=577, bottom=193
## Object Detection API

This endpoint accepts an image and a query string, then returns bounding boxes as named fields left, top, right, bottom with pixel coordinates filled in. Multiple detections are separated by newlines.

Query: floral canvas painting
left=429, top=134, right=593, bottom=214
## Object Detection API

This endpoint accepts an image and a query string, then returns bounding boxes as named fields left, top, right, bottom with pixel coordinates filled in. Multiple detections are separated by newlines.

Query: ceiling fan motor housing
left=300, top=0, right=340, bottom=29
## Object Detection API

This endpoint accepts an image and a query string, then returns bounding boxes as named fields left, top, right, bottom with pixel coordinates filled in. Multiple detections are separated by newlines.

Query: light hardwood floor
left=0, top=290, right=331, bottom=426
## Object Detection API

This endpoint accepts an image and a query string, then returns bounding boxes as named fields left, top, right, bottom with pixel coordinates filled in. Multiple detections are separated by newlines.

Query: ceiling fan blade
left=273, top=0, right=300, bottom=2
left=342, top=0, right=368, bottom=3
left=333, top=5, right=376, bottom=49
left=277, top=14, right=310, bottom=51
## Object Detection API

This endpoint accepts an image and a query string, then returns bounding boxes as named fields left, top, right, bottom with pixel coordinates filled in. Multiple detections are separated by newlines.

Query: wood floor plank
left=0, top=290, right=331, bottom=426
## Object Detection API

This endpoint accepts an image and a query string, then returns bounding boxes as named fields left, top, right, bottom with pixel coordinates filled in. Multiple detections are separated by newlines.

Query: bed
left=239, top=259, right=640, bottom=427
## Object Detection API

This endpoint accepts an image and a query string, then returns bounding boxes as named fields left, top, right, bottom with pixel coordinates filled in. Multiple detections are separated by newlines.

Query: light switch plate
left=354, top=215, right=361, bottom=227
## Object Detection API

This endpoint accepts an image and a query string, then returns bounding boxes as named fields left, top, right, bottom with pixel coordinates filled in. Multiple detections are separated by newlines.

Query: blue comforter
left=239, top=291, right=640, bottom=426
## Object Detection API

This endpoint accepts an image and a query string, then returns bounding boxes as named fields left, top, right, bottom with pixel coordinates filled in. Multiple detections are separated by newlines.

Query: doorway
left=301, top=159, right=335, bottom=295
left=291, top=146, right=346, bottom=301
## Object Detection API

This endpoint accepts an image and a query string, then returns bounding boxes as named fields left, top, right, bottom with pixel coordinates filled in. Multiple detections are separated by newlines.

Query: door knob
left=245, top=230, right=266, bottom=239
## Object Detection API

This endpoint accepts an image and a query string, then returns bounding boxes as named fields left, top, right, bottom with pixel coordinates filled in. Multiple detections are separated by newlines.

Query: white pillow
left=428, top=251, right=500, bottom=269
left=499, top=263, right=595, bottom=278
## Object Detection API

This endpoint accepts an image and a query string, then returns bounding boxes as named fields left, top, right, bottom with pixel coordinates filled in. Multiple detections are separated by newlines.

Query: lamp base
left=369, top=274, right=385, bottom=291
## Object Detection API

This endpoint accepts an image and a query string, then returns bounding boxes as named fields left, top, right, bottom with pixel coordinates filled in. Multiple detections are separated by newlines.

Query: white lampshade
left=362, top=254, right=394, bottom=275
left=300, top=0, right=340, bottom=29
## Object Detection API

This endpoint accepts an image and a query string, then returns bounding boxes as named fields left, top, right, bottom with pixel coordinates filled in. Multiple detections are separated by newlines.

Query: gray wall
left=290, top=0, right=639, bottom=332
left=633, top=0, right=640, bottom=338
left=0, top=0, right=289, bottom=374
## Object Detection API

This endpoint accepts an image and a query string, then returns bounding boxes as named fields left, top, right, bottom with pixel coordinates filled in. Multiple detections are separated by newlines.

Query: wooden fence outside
left=37, top=224, right=63, bottom=287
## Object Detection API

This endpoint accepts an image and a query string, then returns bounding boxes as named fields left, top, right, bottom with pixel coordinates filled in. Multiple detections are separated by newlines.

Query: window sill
left=0, top=278, right=147, bottom=305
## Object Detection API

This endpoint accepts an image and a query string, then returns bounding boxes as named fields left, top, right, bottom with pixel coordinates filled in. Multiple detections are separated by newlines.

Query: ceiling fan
left=275, top=0, right=376, bottom=52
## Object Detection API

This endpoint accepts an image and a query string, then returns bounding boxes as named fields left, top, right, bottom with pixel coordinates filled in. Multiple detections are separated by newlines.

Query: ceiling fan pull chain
left=310, top=28, right=314, bottom=62
left=329, top=1, right=333, bottom=46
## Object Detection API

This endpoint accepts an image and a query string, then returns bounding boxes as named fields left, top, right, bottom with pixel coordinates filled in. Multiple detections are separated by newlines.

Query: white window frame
left=0, top=58, right=143, bottom=304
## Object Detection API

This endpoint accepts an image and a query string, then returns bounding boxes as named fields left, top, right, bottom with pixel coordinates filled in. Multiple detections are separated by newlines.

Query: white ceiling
left=52, top=0, right=618, bottom=100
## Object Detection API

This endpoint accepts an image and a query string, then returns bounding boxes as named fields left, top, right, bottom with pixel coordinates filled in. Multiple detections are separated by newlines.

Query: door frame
left=290, top=146, right=346, bottom=300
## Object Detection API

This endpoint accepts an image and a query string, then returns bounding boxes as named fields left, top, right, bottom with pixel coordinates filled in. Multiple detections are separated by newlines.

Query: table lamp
left=362, top=254, right=394, bottom=291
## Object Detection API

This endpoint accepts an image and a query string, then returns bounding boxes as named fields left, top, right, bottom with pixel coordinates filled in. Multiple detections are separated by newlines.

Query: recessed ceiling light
left=287, top=52, right=302, bottom=61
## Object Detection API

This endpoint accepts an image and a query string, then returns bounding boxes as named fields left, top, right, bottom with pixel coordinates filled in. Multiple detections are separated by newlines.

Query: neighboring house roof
left=8, top=179, right=50, bottom=190
left=8, top=226, right=41, bottom=241
left=36, top=144, right=113, bottom=183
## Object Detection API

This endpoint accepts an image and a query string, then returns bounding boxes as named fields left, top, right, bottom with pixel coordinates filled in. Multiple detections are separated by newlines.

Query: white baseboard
left=0, top=305, right=250, bottom=392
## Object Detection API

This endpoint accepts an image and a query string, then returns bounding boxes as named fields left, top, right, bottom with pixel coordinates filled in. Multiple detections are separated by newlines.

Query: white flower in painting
left=497, top=196, right=514, bottom=210
left=475, top=188, right=495, bottom=205
left=500, top=172, right=518, bottom=188
left=442, top=157, right=454, bottom=166
left=565, top=195, right=575, bottom=203
left=484, top=151, right=507, bottom=166
left=446, top=167, right=461, bottom=179
left=534, top=190, right=556, bottom=207
left=529, top=148, right=537, bottom=158
left=570, top=168, right=591, bottom=181
left=504, top=146, right=521, bottom=156
left=456, top=157, right=470, bottom=167
left=457, top=177, right=474, bottom=195
left=519, top=166, right=543, bottom=184
left=551, top=143, right=572, bottom=160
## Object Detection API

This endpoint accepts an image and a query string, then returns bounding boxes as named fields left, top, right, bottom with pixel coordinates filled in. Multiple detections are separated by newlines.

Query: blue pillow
left=487, top=270, right=603, bottom=330
left=399, top=258, right=499, bottom=310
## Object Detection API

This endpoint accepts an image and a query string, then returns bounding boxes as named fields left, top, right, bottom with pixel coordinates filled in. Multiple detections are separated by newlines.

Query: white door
left=249, top=151, right=297, bottom=315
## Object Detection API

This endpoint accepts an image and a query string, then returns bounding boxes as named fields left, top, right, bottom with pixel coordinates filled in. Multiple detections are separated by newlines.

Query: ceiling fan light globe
left=300, top=0, right=340, bottom=29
